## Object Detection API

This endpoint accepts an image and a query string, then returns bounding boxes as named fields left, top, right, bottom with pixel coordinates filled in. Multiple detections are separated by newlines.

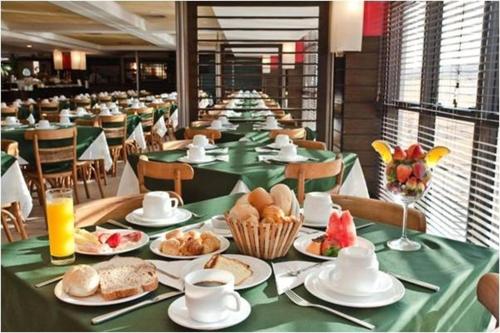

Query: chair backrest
left=74, top=193, right=183, bottom=228
left=98, top=96, right=112, bottom=103
left=285, top=157, right=344, bottom=204
left=41, top=113, right=60, bottom=122
left=39, top=102, right=59, bottom=113
left=136, top=107, right=154, bottom=132
left=161, top=139, right=192, bottom=151
left=331, top=195, right=427, bottom=232
left=270, top=128, right=307, bottom=140
left=24, top=127, right=77, bottom=174
left=477, top=273, right=499, bottom=323
left=75, top=117, right=99, bottom=127
left=75, top=100, right=91, bottom=107
left=190, top=120, right=211, bottom=127
left=1, top=106, right=18, bottom=119
left=294, top=139, right=327, bottom=150
left=137, top=156, right=194, bottom=197
left=184, top=128, right=222, bottom=141
left=1, top=139, right=19, bottom=157
left=98, top=114, right=127, bottom=148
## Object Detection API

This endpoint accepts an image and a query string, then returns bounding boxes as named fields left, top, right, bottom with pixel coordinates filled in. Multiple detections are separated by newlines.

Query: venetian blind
left=380, top=1, right=499, bottom=248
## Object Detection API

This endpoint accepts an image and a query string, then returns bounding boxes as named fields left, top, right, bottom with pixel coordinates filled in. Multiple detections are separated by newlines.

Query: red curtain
left=295, top=41, right=304, bottom=64
left=270, top=55, right=279, bottom=70
left=363, top=1, right=387, bottom=37
left=62, top=52, right=71, bottom=70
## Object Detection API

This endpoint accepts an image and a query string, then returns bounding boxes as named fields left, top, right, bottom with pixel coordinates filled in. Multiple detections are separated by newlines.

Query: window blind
left=380, top=1, right=499, bottom=248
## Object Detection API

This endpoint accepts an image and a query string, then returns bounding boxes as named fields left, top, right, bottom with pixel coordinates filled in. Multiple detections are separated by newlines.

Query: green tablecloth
left=1, top=194, right=497, bottom=331
left=127, top=140, right=357, bottom=203
left=0, top=125, right=104, bottom=166
left=1, top=151, right=16, bottom=176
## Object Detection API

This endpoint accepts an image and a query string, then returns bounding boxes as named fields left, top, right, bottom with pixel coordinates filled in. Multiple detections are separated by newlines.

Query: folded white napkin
left=148, top=259, right=189, bottom=291
left=272, top=261, right=326, bottom=295
left=26, top=114, right=35, bottom=125
left=215, top=155, right=229, bottom=162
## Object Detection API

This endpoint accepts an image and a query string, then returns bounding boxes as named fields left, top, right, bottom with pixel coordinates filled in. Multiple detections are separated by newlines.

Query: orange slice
left=425, top=146, right=450, bottom=167
left=371, top=140, right=392, bottom=163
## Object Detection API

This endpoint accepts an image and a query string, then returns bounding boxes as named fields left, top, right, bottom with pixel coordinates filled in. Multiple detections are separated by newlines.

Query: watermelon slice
left=325, top=210, right=357, bottom=249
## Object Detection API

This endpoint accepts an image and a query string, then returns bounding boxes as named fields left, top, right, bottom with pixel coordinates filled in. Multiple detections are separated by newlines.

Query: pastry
left=180, top=238, right=204, bottom=256
left=160, top=238, right=181, bottom=256
left=201, top=231, right=221, bottom=254
left=160, top=230, right=221, bottom=256
left=248, top=187, right=274, bottom=214
left=62, top=265, right=100, bottom=297
left=236, top=193, right=249, bottom=205
left=164, top=229, right=184, bottom=240
left=270, top=184, right=293, bottom=215
left=262, top=205, right=285, bottom=223
left=204, top=254, right=253, bottom=285
left=228, top=203, right=259, bottom=221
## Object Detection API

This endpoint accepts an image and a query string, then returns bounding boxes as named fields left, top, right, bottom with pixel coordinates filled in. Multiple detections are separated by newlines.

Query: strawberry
left=393, top=146, right=407, bottom=161
left=406, top=177, right=418, bottom=191
left=123, top=231, right=142, bottom=242
left=412, top=161, right=427, bottom=180
left=407, top=143, right=426, bottom=160
left=396, top=164, right=412, bottom=183
left=106, top=232, right=121, bottom=248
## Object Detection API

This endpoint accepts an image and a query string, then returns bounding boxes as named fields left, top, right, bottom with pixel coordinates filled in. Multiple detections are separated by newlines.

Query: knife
left=388, top=272, right=440, bottom=292
left=106, top=219, right=132, bottom=230
left=34, top=274, right=64, bottom=288
left=91, top=291, right=183, bottom=325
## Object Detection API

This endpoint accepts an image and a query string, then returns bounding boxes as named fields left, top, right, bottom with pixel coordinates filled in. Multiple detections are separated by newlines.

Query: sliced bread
left=204, top=255, right=253, bottom=285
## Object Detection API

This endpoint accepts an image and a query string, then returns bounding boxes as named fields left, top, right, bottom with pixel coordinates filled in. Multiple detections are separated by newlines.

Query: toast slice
left=204, top=255, right=253, bottom=285
left=98, top=261, right=158, bottom=301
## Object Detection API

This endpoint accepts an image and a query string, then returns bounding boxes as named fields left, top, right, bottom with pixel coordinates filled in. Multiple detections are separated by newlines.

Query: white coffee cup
left=187, top=145, right=206, bottom=161
left=192, top=134, right=209, bottom=147
left=59, top=116, right=71, bottom=125
left=142, top=191, right=179, bottom=220
left=303, top=192, right=342, bottom=225
left=211, top=120, right=222, bottom=129
left=37, top=119, right=50, bottom=129
left=279, top=144, right=297, bottom=159
left=184, top=269, right=241, bottom=323
left=328, top=247, right=380, bottom=294
left=5, top=116, right=19, bottom=125
left=275, top=134, right=291, bottom=147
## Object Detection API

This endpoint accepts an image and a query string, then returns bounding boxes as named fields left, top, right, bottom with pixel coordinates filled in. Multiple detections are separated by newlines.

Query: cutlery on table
left=283, top=262, right=325, bottom=277
left=387, top=272, right=440, bottom=292
left=300, top=227, right=321, bottom=234
left=106, top=219, right=132, bottom=230
left=355, top=223, right=375, bottom=230
left=34, top=274, right=64, bottom=288
left=284, top=289, right=375, bottom=330
left=91, top=291, right=183, bottom=325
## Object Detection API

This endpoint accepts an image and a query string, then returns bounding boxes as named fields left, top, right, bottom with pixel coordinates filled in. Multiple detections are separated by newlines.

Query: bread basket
left=226, top=194, right=303, bottom=260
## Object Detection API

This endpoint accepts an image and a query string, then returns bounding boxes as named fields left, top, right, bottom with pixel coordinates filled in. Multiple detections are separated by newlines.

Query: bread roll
left=229, top=203, right=259, bottom=221
left=270, top=184, right=293, bottom=216
left=248, top=187, right=274, bottom=214
left=160, top=238, right=181, bottom=255
left=62, top=265, right=100, bottom=297
left=164, top=229, right=183, bottom=240
left=236, top=193, right=249, bottom=205
left=262, top=205, right=285, bottom=223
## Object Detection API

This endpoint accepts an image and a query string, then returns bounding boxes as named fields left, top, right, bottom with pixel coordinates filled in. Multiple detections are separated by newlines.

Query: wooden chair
left=135, top=107, right=155, bottom=149
left=161, top=139, right=192, bottom=151
left=24, top=127, right=80, bottom=226
left=477, top=273, right=499, bottom=325
left=285, top=156, right=344, bottom=204
left=137, top=155, right=194, bottom=198
left=331, top=195, right=427, bottom=232
left=75, top=99, right=91, bottom=108
left=41, top=113, right=60, bottom=123
left=1, top=106, right=18, bottom=119
left=98, top=114, right=128, bottom=177
left=1, top=139, right=28, bottom=242
left=74, top=193, right=183, bottom=228
left=39, top=101, right=59, bottom=113
left=295, top=139, right=327, bottom=150
left=270, top=128, right=307, bottom=140
left=75, top=117, right=99, bottom=127
left=98, top=95, right=112, bottom=103
left=184, top=128, right=221, bottom=142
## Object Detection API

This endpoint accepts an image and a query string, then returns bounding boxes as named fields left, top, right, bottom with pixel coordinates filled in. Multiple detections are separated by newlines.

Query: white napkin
left=26, top=114, right=35, bottom=125
left=272, top=261, right=325, bottom=295
left=148, top=259, right=188, bottom=291
left=215, top=155, right=229, bottom=162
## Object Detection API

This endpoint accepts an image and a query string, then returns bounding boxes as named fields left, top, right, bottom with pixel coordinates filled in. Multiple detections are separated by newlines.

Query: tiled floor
left=1, top=162, right=125, bottom=244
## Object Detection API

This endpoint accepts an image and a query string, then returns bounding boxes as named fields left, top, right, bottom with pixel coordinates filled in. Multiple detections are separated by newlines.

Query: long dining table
left=1, top=193, right=497, bottom=331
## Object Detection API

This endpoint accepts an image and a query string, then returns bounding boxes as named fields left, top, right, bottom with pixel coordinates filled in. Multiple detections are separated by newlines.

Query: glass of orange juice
left=46, top=188, right=75, bottom=265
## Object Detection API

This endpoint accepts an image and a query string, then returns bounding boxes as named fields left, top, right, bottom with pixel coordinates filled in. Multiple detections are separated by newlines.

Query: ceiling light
left=26, top=45, right=32, bottom=48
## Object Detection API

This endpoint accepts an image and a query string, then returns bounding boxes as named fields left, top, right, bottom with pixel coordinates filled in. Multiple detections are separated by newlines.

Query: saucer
left=293, top=233, right=375, bottom=261
left=168, top=296, right=251, bottom=330
left=200, top=219, right=233, bottom=238
left=187, top=143, right=218, bottom=150
left=304, top=266, right=405, bottom=308
left=177, top=155, right=216, bottom=164
left=270, top=155, right=309, bottom=163
left=326, top=267, right=394, bottom=297
left=125, top=208, right=192, bottom=227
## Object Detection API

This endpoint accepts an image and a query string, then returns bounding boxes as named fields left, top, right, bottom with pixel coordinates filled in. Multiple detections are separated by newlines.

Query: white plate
left=187, top=143, right=218, bottom=150
left=168, top=296, right=251, bottom=330
left=125, top=208, right=192, bottom=227
left=75, top=229, right=149, bottom=256
left=293, top=233, right=375, bottom=261
left=269, top=155, right=309, bottom=163
left=149, top=234, right=230, bottom=259
left=180, top=254, right=272, bottom=290
left=200, top=220, right=233, bottom=238
left=177, top=156, right=216, bottom=164
left=53, top=258, right=153, bottom=306
left=304, top=265, right=405, bottom=308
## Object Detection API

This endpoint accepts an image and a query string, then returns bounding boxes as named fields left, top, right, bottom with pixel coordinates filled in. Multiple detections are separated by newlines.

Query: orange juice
left=46, top=189, right=75, bottom=265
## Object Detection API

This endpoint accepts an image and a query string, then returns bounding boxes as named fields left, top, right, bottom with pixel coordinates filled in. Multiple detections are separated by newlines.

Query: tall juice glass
left=46, top=188, right=75, bottom=265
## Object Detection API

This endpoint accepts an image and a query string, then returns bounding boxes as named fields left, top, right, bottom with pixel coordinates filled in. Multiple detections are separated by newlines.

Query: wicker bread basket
left=226, top=193, right=303, bottom=260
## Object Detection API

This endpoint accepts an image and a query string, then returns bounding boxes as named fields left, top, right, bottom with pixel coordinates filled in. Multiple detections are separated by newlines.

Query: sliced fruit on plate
left=371, top=140, right=392, bottom=163
left=326, top=210, right=357, bottom=249
left=425, top=146, right=450, bottom=167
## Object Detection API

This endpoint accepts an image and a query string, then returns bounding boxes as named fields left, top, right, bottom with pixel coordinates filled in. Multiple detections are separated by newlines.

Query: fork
left=284, top=289, right=375, bottom=330
left=284, top=262, right=324, bottom=277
